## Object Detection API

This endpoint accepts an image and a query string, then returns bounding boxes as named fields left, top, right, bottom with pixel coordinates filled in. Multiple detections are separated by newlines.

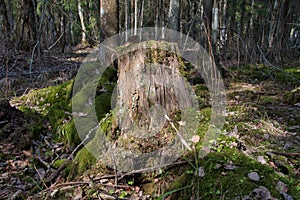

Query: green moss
left=283, top=87, right=300, bottom=105
left=197, top=107, right=211, bottom=135
left=167, top=147, right=298, bottom=199
left=230, top=65, right=300, bottom=86
left=56, top=120, right=80, bottom=145
left=11, top=80, right=75, bottom=143
left=194, top=84, right=210, bottom=108
left=284, top=67, right=300, bottom=79
left=11, top=65, right=118, bottom=147
left=95, top=92, right=113, bottom=120
left=15, top=80, right=73, bottom=115
left=76, top=148, right=96, bottom=172
left=260, top=95, right=277, bottom=105
left=167, top=172, right=194, bottom=199
left=53, top=159, right=68, bottom=169
left=99, top=112, right=118, bottom=139
left=67, top=147, right=96, bottom=179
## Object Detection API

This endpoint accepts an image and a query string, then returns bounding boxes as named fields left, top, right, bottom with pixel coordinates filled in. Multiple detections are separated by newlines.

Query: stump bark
left=115, top=41, right=196, bottom=149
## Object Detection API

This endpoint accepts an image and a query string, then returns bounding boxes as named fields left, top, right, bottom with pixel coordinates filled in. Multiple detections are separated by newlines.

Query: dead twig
left=30, top=160, right=186, bottom=199
left=94, top=160, right=187, bottom=181
left=33, top=164, right=48, bottom=189
left=44, top=159, right=72, bottom=186
left=47, top=32, right=64, bottom=51
left=164, top=114, right=192, bottom=151
left=36, top=155, right=51, bottom=170
left=29, top=41, right=40, bottom=80
left=68, top=123, right=100, bottom=159
left=0, top=120, right=8, bottom=125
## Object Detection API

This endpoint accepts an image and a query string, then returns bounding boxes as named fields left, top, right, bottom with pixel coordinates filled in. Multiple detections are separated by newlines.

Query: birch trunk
left=78, top=0, right=87, bottom=44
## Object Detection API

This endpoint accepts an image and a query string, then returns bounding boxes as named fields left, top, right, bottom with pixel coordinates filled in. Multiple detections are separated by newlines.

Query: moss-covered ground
left=2, top=61, right=299, bottom=199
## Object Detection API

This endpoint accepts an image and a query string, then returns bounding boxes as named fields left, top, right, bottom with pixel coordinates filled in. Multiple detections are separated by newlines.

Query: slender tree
left=78, top=0, right=87, bottom=44
left=168, top=0, right=180, bottom=31
left=0, top=0, right=11, bottom=39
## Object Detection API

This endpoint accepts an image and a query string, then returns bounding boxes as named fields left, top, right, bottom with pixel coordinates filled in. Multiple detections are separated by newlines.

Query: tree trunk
left=4, top=0, right=13, bottom=37
left=116, top=41, right=196, bottom=152
left=203, top=0, right=213, bottom=28
left=220, top=0, right=227, bottom=44
left=202, top=0, right=213, bottom=47
left=100, top=0, right=118, bottom=39
left=268, top=0, right=279, bottom=48
left=60, top=12, right=66, bottom=52
left=226, top=0, right=236, bottom=46
left=125, top=0, right=131, bottom=39
left=239, top=0, right=246, bottom=34
left=139, top=0, right=144, bottom=38
left=0, top=0, right=11, bottom=39
left=15, top=0, right=37, bottom=49
left=134, top=0, right=138, bottom=35
left=78, top=0, right=87, bottom=44
left=160, top=0, right=165, bottom=38
left=275, top=0, right=290, bottom=48
left=168, top=0, right=180, bottom=31
left=116, top=0, right=120, bottom=33
left=212, top=0, right=218, bottom=42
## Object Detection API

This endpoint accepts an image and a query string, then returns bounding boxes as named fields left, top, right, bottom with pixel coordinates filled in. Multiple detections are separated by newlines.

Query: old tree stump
left=107, top=40, right=199, bottom=169
left=72, top=39, right=218, bottom=171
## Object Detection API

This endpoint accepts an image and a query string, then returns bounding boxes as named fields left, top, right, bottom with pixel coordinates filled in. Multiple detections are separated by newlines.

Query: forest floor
left=0, top=46, right=299, bottom=199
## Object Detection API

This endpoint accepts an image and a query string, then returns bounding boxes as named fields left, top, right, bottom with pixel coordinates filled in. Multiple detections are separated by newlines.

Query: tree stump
left=114, top=41, right=197, bottom=153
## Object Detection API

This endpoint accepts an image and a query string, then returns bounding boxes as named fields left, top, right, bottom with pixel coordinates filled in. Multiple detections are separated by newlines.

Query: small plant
left=118, top=191, right=128, bottom=198
left=127, top=180, right=134, bottom=185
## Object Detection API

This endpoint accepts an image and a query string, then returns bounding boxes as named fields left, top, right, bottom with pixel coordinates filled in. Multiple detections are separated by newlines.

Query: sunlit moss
left=167, top=146, right=298, bottom=199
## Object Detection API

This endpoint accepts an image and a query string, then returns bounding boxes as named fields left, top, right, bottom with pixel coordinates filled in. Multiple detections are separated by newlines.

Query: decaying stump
left=114, top=41, right=197, bottom=152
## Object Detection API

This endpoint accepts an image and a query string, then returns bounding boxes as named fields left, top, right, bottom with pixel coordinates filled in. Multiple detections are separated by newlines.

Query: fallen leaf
left=22, top=150, right=31, bottom=157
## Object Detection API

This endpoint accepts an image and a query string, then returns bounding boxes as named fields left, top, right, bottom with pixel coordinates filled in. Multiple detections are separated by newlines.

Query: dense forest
left=1, top=0, right=299, bottom=60
left=0, top=0, right=299, bottom=199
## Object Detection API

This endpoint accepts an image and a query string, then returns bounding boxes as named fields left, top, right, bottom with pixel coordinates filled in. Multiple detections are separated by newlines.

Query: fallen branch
left=270, top=151, right=300, bottom=157
left=47, top=32, right=64, bottom=51
left=165, top=114, right=192, bottom=151
left=30, top=160, right=186, bottom=199
left=93, top=160, right=187, bottom=181
left=33, top=180, right=133, bottom=198
left=68, top=123, right=100, bottom=159
left=33, top=164, right=48, bottom=189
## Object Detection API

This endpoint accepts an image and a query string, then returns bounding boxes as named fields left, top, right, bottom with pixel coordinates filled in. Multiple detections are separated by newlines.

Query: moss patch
left=65, top=147, right=96, bottom=179
left=167, top=146, right=299, bottom=200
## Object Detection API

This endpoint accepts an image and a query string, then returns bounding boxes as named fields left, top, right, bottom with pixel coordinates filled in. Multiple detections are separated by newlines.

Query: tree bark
left=139, top=0, right=144, bottom=38
left=276, top=0, right=290, bottom=48
left=15, top=0, right=38, bottom=50
left=0, top=0, right=11, bottom=39
left=134, top=0, right=138, bottom=35
left=268, top=0, right=279, bottom=48
left=212, top=0, right=218, bottom=42
left=78, top=0, right=87, bottom=44
left=125, top=0, right=131, bottom=39
left=100, top=0, right=118, bottom=39
left=203, top=0, right=213, bottom=28
left=168, top=0, right=180, bottom=31
left=116, top=41, right=196, bottom=152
